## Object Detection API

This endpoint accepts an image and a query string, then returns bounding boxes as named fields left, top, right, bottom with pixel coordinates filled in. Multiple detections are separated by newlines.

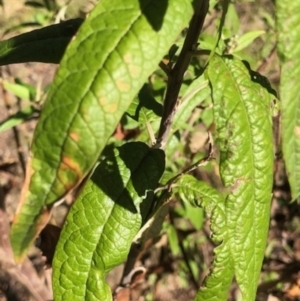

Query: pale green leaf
left=232, top=30, right=265, bottom=53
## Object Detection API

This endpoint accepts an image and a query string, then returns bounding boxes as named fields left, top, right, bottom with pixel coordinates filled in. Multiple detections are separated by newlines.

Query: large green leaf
left=10, top=0, right=195, bottom=261
left=0, top=18, right=83, bottom=65
left=206, top=55, right=275, bottom=300
left=175, top=175, right=232, bottom=301
left=52, top=142, right=165, bottom=301
left=276, top=0, right=300, bottom=200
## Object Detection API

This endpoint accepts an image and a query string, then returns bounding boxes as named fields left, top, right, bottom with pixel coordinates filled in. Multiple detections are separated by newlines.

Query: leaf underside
left=10, top=0, right=194, bottom=261
left=52, top=142, right=165, bottom=301
left=276, top=0, right=300, bottom=200
left=0, top=18, right=84, bottom=65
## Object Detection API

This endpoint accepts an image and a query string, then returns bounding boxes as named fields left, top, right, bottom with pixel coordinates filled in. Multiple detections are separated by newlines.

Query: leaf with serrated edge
left=277, top=0, right=300, bottom=200
left=175, top=175, right=232, bottom=301
left=207, top=55, right=274, bottom=301
left=10, top=0, right=194, bottom=261
left=52, top=142, right=165, bottom=301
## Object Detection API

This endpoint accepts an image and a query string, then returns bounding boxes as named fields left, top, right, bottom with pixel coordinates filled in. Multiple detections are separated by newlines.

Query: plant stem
left=155, top=0, right=209, bottom=149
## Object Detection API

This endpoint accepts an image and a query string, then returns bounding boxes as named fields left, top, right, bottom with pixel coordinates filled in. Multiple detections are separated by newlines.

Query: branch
left=154, top=0, right=209, bottom=149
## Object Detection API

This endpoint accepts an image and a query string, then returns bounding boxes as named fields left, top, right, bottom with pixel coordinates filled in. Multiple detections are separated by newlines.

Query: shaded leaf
left=0, top=18, right=83, bottom=65
left=52, top=142, right=165, bottom=301
left=36, top=224, right=61, bottom=266
left=126, top=84, right=163, bottom=124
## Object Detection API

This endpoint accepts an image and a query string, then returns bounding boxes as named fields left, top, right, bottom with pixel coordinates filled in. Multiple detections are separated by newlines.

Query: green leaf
left=52, top=142, right=165, bottom=301
left=126, top=84, right=163, bottom=124
left=0, top=18, right=83, bottom=65
left=199, top=33, right=216, bottom=51
left=276, top=0, right=300, bottom=200
left=242, top=60, right=278, bottom=99
left=166, top=223, right=180, bottom=256
left=183, top=201, right=204, bottom=231
left=175, top=175, right=232, bottom=301
left=0, top=106, right=38, bottom=133
left=10, top=0, right=194, bottom=261
left=232, top=30, right=265, bottom=53
left=2, top=79, right=35, bottom=100
left=207, top=55, right=275, bottom=300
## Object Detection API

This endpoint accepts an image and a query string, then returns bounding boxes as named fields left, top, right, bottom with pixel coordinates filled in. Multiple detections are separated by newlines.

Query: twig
left=155, top=132, right=214, bottom=193
left=257, top=45, right=277, bottom=74
left=155, top=0, right=209, bottom=150
left=117, top=1, right=210, bottom=290
left=145, top=121, right=156, bottom=145
left=117, top=134, right=213, bottom=291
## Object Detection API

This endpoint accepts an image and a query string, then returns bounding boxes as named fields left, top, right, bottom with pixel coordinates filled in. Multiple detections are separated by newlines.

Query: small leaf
left=2, top=79, right=35, bottom=100
left=10, top=0, right=194, bottom=261
left=126, top=84, right=163, bottom=124
left=167, top=223, right=180, bottom=256
left=168, top=44, right=179, bottom=61
left=0, top=106, right=38, bottom=133
left=232, top=30, right=265, bottom=53
left=52, top=142, right=165, bottom=301
left=0, top=18, right=83, bottom=65
left=276, top=0, right=300, bottom=200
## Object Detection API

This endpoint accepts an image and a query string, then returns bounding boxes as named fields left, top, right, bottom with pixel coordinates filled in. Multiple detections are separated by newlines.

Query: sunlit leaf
left=53, top=142, right=165, bottom=301
left=10, top=0, right=195, bottom=262
left=206, top=54, right=275, bottom=300
left=277, top=0, right=300, bottom=200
